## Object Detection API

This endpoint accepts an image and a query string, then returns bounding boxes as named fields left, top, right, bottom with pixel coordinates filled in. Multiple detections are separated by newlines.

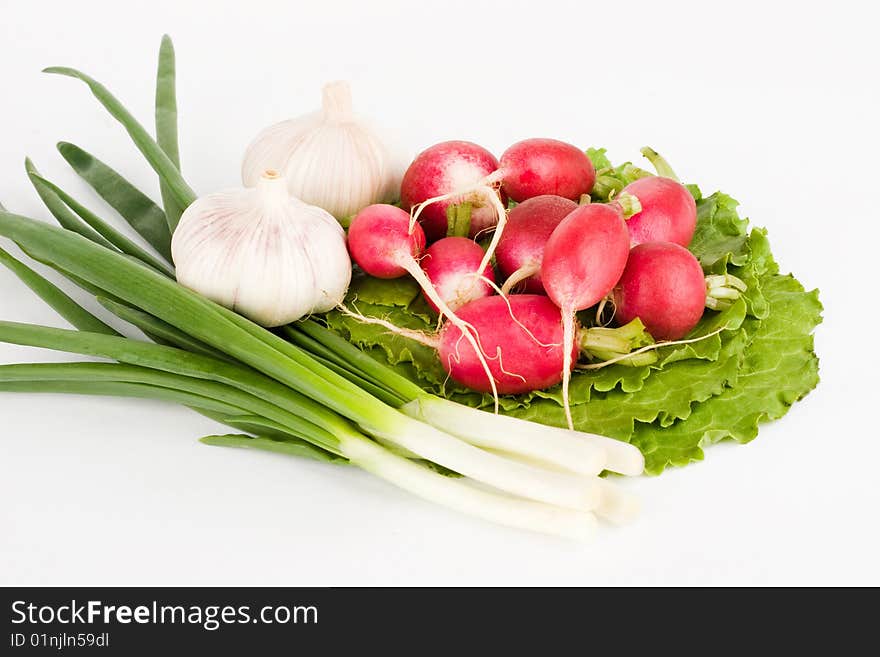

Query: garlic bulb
left=241, top=81, right=402, bottom=221
left=171, top=170, right=351, bottom=327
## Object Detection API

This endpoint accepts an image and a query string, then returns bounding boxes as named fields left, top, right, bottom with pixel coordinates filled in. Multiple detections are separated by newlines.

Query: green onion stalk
left=0, top=211, right=602, bottom=538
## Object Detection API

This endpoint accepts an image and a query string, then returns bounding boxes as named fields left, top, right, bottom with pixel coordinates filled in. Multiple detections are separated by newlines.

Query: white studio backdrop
left=0, top=0, right=877, bottom=585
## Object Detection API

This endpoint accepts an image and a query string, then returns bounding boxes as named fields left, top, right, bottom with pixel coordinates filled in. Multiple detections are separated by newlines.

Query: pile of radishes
left=346, top=138, right=739, bottom=427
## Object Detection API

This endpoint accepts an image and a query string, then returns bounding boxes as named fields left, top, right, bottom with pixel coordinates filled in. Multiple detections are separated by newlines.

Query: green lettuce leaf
left=586, top=148, right=653, bottom=201
left=631, top=273, right=822, bottom=473
left=689, top=191, right=751, bottom=271
left=508, top=327, right=749, bottom=441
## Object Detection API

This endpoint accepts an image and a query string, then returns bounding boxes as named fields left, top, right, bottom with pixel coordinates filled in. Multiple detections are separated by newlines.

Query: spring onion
left=155, top=34, right=185, bottom=231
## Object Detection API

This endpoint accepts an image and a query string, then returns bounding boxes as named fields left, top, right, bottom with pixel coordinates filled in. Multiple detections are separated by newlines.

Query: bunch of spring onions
left=0, top=37, right=643, bottom=539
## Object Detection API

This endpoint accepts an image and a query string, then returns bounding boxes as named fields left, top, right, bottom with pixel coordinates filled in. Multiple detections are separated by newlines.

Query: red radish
left=438, top=294, right=655, bottom=395
left=404, top=138, right=596, bottom=290
left=439, top=295, right=575, bottom=394
left=612, top=241, right=706, bottom=340
left=401, top=138, right=594, bottom=244
left=347, top=203, right=502, bottom=406
left=469, top=139, right=595, bottom=287
left=498, top=138, right=595, bottom=203
left=621, top=147, right=696, bottom=247
left=542, top=202, right=633, bottom=313
left=541, top=200, right=633, bottom=428
left=400, top=141, right=503, bottom=243
left=347, top=204, right=425, bottom=278
left=622, top=176, right=697, bottom=247
left=495, top=195, right=578, bottom=294
left=421, top=237, right=494, bottom=313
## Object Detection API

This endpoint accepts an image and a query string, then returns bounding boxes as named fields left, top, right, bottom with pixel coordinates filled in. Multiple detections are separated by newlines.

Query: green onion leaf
left=27, top=171, right=173, bottom=276
left=0, top=377, right=247, bottom=417
left=0, top=248, right=118, bottom=335
left=0, top=321, right=348, bottom=454
left=44, top=66, right=197, bottom=210
left=0, top=360, right=342, bottom=455
left=200, top=433, right=348, bottom=465
left=57, top=142, right=173, bottom=260
left=155, top=35, right=185, bottom=231
left=95, top=296, right=232, bottom=362
left=294, top=319, right=426, bottom=401
left=25, top=158, right=116, bottom=250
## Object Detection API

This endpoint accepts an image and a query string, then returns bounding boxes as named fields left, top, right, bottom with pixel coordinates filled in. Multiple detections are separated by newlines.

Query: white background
left=1, top=0, right=878, bottom=586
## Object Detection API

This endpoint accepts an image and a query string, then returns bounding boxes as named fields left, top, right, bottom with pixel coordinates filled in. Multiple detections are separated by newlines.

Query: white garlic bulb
left=241, top=81, right=402, bottom=221
left=171, top=170, right=351, bottom=327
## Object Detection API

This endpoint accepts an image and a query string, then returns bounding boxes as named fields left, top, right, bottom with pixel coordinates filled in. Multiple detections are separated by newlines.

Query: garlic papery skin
left=171, top=171, right=351, bottom=327
left=241, top=81, right=403, bottom=222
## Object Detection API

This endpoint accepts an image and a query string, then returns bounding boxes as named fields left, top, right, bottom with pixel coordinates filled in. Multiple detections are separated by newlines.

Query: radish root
left=410, top=190, right=459, bottom=234
left=469, top=273, right=561, bottom=349
left=401, top=260, right=502, bottom=413
left=444, top=334, right=526, bottom=388
left=336, top=303, right=441, bottom=348
left=473, top=186, right=509, bottom=276
left=409, top=173, right=502, bottom=236
left=561, top=307, right=576, bottom=431
left=595, top=296, right=616, bottom=327
left=407, top=176, right=508, bottom=280
left=491, top=346, right=528, bottom=385
left=500, top=262, right=540, bottom=295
